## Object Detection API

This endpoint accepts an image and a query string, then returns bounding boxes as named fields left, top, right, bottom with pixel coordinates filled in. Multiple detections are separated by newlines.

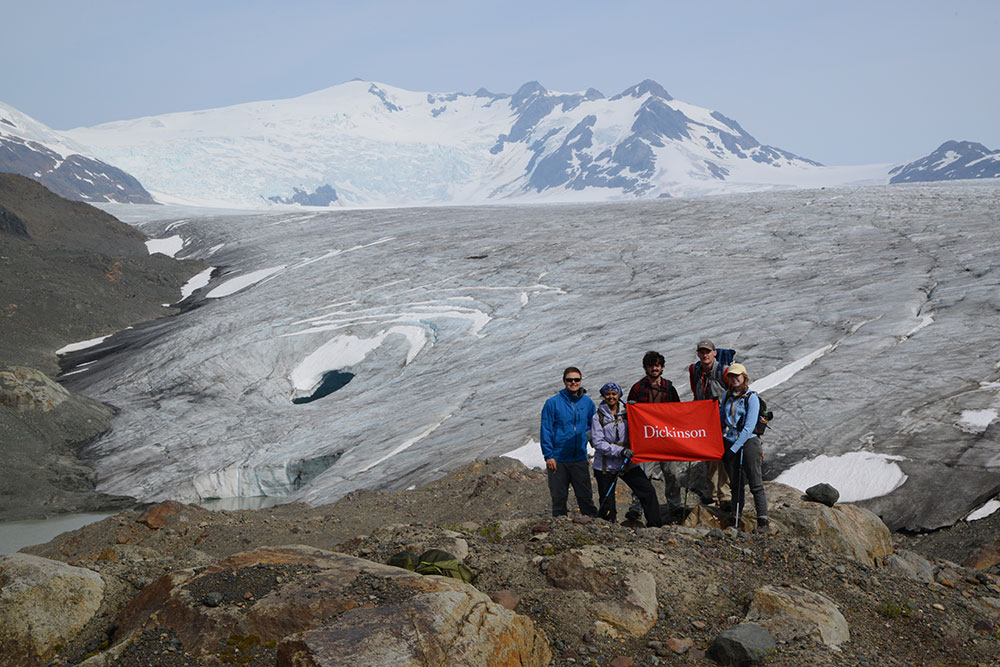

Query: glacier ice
left=70, top=181, right=1000, bottom=531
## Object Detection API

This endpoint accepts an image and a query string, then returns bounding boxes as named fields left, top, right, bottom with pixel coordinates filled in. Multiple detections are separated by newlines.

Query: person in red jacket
left=624, top=350, right=683, bottom=524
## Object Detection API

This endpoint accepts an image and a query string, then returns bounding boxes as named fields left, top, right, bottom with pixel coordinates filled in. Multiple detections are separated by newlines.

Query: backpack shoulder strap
left=737, top=391, right=756, bottom=430
left=715, top=363, right=728, bottom=382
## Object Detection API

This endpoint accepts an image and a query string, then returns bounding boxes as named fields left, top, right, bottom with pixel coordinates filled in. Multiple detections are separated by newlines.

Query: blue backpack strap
left=737, top=390, right=755, bottom=431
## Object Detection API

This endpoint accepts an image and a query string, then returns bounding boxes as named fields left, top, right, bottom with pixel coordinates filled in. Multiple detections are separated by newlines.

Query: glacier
left=66, top=180, right=1000, bottom=531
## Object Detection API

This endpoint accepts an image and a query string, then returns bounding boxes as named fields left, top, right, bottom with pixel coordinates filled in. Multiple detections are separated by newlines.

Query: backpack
left=689, top=348, right=737, bottom=400
left=414, top=549, right=477, bottom=583
left=738, top=391, right=774, bottom=436
left=387, top=548, right=477, bottom=583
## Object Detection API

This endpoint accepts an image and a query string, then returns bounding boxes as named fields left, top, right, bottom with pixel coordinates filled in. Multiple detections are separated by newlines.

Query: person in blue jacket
left=719, top=363, right=770, bottom=533
left=540, top=367, right=598, bottom=518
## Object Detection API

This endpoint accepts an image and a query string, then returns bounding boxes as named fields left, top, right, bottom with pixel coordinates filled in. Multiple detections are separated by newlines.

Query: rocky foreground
left=2, top=458, right=999, bottom=666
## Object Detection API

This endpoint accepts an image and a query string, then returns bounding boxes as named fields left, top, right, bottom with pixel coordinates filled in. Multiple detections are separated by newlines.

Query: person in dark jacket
left=540, top=367, right=598, bottom=517
left=624, top=350, right=684, bottom=524
left=719, top=363, right=770, bottom=534
left=591, top=382, right=662, bottom=526
left=688, top=339, right=734, bottom=508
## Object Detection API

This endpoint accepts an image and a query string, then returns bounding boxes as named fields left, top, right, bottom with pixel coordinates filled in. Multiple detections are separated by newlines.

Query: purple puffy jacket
left=591, top=401, right=632, bottom=473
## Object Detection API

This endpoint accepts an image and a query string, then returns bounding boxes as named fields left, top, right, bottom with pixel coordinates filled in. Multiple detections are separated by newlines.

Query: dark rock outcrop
left=0, top=173, right=203, bottom=520
left=0, top=132, right=156, bottom=204
left=267, top=183, right=338, bottom=206
left=890, top=140, right=1000, bottom=183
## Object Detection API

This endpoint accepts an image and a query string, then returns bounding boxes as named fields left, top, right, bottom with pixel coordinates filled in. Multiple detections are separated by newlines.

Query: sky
left=2, top=0, right=998, bottom=165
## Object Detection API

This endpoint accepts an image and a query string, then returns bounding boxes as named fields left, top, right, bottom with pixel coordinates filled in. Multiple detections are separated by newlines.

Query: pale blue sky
left=3, top=0, right=998, bottom=165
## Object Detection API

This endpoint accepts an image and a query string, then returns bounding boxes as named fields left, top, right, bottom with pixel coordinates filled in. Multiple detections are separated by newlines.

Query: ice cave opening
left=292, top=370, right=354, bottom=404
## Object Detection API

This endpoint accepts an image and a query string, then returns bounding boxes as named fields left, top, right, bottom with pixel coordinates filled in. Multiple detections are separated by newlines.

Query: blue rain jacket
left=540, top=388, right=595, bottom=463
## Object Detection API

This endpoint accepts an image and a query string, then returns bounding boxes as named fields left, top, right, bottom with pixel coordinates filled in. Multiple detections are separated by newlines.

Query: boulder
left=766, top=482, right=893, bottom=567
left=961, top=542, right=1000, bottom=571
left=544, top=547, right=657, bottom=637
left=682, top=503, right=729, bottom=531
left=0, top=553, right=105, bottom=666
left=706, top=623, right=776, bottom=665
left=0, top=366, right=70, bottom=412
left=490, top=589, right=521, bottom=611
left=545, top=548, right=609, bottom=593
left=977, top=597, right=1000, bottom=621
left=278, top=588, right=550, bottom=666
left=744, top=584, right=849, bottom=647
left=85, top=545, right=549, bottom=666
left=136, top=499, right=195, bottom=529
left=883, top=548, right=935, bottom=584
left=593, top=571, right=658, bottom=637
left=805, top=483, right=840, bottom=507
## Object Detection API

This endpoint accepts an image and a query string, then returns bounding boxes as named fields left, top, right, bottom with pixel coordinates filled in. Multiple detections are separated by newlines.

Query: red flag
left=627, top=400, right=724, bottom=462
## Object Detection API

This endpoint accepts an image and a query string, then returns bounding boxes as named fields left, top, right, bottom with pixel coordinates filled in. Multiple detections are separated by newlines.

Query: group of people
left=538, top=340, right=770, bottom=534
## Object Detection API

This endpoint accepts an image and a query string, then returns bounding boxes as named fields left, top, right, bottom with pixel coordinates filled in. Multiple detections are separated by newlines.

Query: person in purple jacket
left=591, top=382, right=662, bottom=527
left=539, top=367, right=598, bottom=518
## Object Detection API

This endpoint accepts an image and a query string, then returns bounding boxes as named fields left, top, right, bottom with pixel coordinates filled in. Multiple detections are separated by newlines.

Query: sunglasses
left=563, top=377, right=582, bottom=383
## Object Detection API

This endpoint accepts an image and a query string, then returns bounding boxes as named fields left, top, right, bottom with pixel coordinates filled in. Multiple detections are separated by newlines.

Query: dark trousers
left=723, top=437, right=768, bottom=521
left=595, top=466, right=662, bottom=526
left=547, top=459, right=597, bottom=517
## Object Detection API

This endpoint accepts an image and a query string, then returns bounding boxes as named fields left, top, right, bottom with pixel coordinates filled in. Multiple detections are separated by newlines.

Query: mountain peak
left=889, top=139, right=1000, bottom=183
left=511, top=81, right=549, bottom=110
left=610, top=79, right=672, bottom=102
left=934, top=139, right=993, bottom=155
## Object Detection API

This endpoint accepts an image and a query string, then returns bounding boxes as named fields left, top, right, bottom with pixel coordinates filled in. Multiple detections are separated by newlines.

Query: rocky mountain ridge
left=890, top=140, right=1000, bottom=183
left=5, top=85, right=999, bottom=208
left=0, top=173, right=202, bottom=521
left=61, top=79, right=880, bottom=207
left=0, top=103, right=155, bottom=204
left=2, top=458, right=999, bottom=665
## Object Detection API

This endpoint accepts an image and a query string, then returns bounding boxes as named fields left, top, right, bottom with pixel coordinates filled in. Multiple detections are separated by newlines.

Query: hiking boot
left=665, top=507, right=687, bottom=525
left=753, top=518, right=772, bottom=535
left=624, top=509, right=641, bottom=522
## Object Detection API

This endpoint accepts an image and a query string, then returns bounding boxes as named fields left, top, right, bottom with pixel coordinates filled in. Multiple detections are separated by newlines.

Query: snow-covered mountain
left=0, top=102, right=155, bottom=204
left=890, top=140, right=1000, bottom=183
left=63, top=79, right=890, bottom=208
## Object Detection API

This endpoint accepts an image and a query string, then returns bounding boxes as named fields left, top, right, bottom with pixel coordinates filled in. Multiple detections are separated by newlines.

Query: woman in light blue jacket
left=592, top=382, right=662, bottom=527
left=719, top=363, right=769, bottom=533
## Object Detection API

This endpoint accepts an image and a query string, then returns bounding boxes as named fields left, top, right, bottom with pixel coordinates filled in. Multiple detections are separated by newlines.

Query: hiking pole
left=683, top=461, right=691, bottom=513
left=733, top=448, right=745, bottom=530
left=598, top=457, right=630, bottom=519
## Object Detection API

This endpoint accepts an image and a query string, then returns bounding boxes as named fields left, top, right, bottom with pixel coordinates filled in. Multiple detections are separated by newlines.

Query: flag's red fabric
left=626, top=400, right=724, bottom=462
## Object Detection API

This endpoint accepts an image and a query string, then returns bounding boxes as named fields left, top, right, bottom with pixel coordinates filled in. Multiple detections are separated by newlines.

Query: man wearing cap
left=688, top=339, right=737, bottom=508
left=540, top=366, right=599, bottom=518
